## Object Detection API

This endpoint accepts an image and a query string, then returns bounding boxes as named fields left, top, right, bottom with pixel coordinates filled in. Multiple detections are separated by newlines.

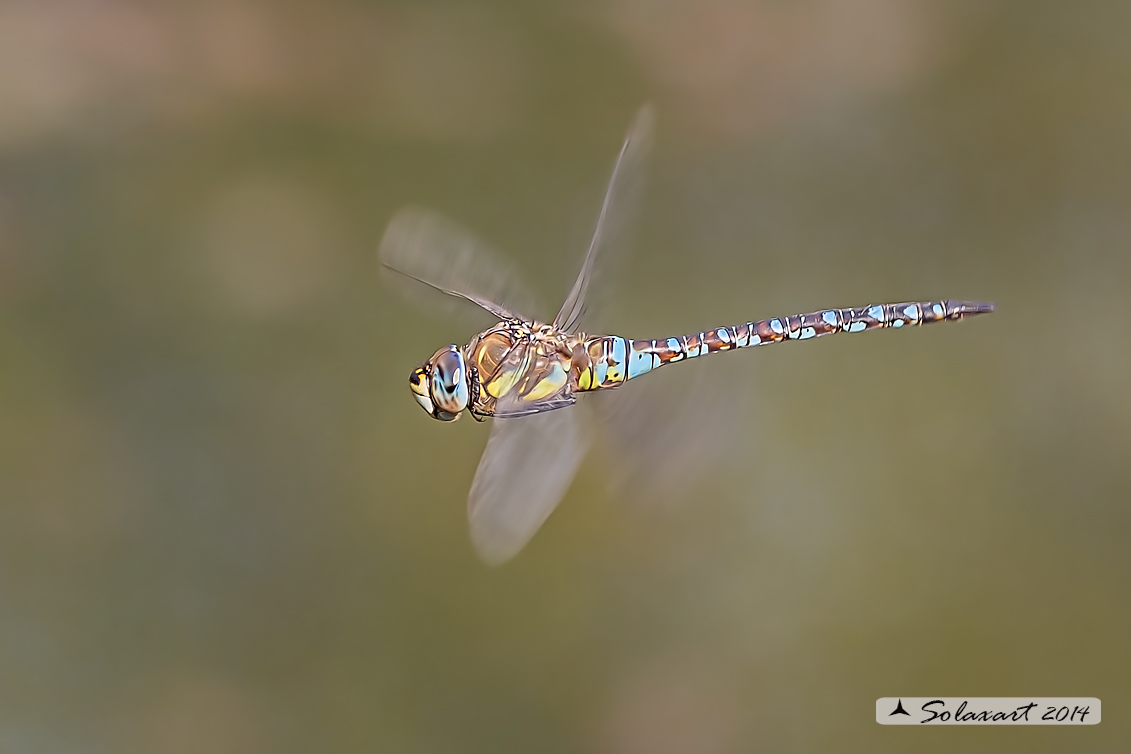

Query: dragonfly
left=380, top=106, right=994, bottom=564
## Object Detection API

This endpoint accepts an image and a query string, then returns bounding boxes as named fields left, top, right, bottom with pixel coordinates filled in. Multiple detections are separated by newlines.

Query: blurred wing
left=591, top=356, right=752, bottom=509
left=379, top=207, right=542, bottom=324
left=491, top=394, right=576, bottom=418
left=468, top=401, right=589, bottom=565
left=554, top=105, right=654, bottom=334
left=487, top=340, right=577, bottom=418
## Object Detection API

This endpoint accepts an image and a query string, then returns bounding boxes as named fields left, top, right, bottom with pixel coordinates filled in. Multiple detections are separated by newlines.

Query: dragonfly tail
left=575, top=299, right=994, bottom=391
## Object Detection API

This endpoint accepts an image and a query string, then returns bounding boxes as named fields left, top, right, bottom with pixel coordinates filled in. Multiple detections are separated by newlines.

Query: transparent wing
left=487, top=339, right=577, bottom=418
left=554, top=105, right=654, bottom=334
left=592, top=358, right=752, bottom=510
left=379, top=207, right=542, bottom=324
left=464, top=106, right=653, bottom=564
left=468, top=405, right=589, bottom=564
left=492, top=394, right=577, bottom=418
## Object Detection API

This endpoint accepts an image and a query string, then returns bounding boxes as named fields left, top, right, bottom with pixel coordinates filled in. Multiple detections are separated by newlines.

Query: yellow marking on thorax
left=521, top=361, right=567, bottom=401
left=484, top=369, right=521, bottom=399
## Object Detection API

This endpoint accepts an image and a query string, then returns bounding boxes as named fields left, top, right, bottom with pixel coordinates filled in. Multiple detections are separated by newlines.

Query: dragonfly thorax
left=410, top=345, right=471, bottom=421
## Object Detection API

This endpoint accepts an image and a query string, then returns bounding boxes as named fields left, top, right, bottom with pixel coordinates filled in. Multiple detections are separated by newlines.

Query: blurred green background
left=1, top=1, right=1129, bottom=752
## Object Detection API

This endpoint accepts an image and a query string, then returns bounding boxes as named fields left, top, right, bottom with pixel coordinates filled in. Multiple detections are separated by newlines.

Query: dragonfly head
left=410, top=345, right=470, bottom=421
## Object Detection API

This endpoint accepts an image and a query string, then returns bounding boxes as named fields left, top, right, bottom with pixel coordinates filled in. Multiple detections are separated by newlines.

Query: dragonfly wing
left=591, top=357, right=752, bottom=509
left=468, top=405, right=589, bottom=564
left=490, top=395, right=575, bottom=418
left=379, top=207, right=542, bottom=324
left=481, top=338, right=578, bottom=418
left=554, top=105, right=654, bottom=334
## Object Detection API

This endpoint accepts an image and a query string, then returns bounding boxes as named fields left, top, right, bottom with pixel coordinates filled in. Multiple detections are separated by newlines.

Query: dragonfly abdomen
left=575, top=300, right=993, bottom=391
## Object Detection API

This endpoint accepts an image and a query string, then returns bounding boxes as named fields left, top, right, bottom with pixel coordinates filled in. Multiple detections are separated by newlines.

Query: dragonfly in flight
left=380, top=107, right=994, bottom=564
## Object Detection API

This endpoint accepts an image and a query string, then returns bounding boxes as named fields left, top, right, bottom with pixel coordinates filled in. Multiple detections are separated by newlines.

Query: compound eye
left=430, top=347, right=469, bottom=414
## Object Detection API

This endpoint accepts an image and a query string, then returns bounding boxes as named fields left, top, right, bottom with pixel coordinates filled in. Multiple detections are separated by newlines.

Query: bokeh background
left=2, top=1, right=1129, bottom=752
